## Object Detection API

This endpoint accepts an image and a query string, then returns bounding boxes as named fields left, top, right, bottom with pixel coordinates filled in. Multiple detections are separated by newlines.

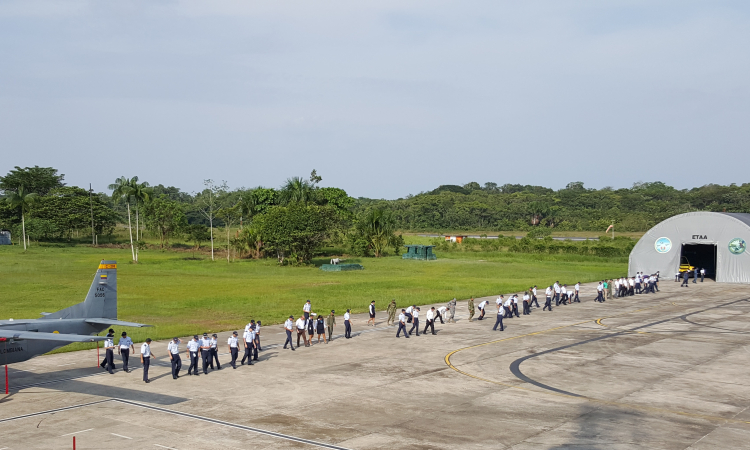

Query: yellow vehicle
left=679, top=256, right=695, bottom=273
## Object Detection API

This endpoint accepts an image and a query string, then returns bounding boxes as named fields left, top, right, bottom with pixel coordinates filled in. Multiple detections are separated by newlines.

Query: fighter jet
left=0, top=260, right=151, bottom=365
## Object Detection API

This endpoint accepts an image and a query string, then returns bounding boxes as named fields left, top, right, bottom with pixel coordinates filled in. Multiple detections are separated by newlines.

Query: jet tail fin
left=42, top=261, right=118, bottom=320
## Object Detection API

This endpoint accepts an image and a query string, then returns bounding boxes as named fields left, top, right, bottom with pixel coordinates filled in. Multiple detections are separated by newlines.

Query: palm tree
left=361, top=209, right=397, bottom=257
left=130, top=180, right=152, bottom=261
left=279, top=177, right=313, bottom=204
left=109, top=176, right=136, bottom=261
left=6, top=185, right=37, bottom=251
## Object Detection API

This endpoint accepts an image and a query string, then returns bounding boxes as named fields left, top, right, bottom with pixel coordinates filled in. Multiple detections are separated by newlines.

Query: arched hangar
left=629, top=212, right=750, bottom=283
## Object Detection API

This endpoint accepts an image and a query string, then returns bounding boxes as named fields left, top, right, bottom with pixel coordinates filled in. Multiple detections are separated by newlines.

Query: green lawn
left=0, top=244, right=627, bottom=350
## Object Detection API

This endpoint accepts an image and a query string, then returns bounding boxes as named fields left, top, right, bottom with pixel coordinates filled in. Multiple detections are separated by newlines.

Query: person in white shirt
left=573, top=282, right=580, bottom=303
left=436, top=306, right=448, bottom=324
left=140, top=338, right=153, bottom=383
left=167, top=337, right=182, bottom=379
left=495, top=296, right=503, bottom=313
left=118, top=332, right=134, bottom=373
left=512, top=295, right=520, bottom=317
left=186, top=335, right=201, bottom=376
left=255, top=320, right=262, bottom=351
left=553, top=282, right=562, bottom=306
left=103, top=332, right=115, bottom=374
left=530, top=286, right=539, bottom=308
left=503, top=297, right=513, bottom=318
left=477, top=300, right=488, bottom=320
left=408, top=307, right=421, bottom=336
left=283, top=316, right=296, bottom=351
left=405, top=305, right=414, bottom=323
left=242, top=327, right=257, bottom=363
left=493, top=299, right=504, bottom=331
left=227, top=331, right=239, bottom=369
left=700, top=268, right=705, bottom=283
left=209, top=333, right=221, bottom=370
left=295, top=317, right=309, bottom=347
left=200, top=333, right=212, bottom=374
left=522, top=292, right=530, bottom=315
left=560, top=285, right=568, bottom=305
left=344, top=309, right=352, bottom=339
left=423, top=307, right=436, bottom=335
left=396, top=310, right=409, bottom=338
left=367, top=301, right=376, bottom=326
left=303, top=299, right=312, bottom=320
left=596, top=282, right=604, bottom=303
left=544, top=286, right=553, bottom=311
left=315, top=315, right=327, bottom=344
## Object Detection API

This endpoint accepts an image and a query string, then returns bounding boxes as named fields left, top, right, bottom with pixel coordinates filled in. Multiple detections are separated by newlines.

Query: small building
left=0, top=230, right=10, bottom=245
left=445, top=235, right=468, bottom=243
left=402, top=245, right=437, bottom=260
left=629, top=212, right=750, bottom=283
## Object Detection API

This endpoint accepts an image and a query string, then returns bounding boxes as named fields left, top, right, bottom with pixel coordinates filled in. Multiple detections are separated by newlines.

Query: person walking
left=200, top=333, right=212, bottom=375
left=283, top=316, right=296, bottom=351
left=693, top=267, right=698, bottom=284
left=573, top=282, right=580, bottom=303
left=303, top=299, right=312, bottom=320
left=242, top=326, right=256, bottom=364
left=140, top=338, right=153, bottom=383
left=210, top=333, right=221, bottom=370
left=560, top=285, right=568, bottom=305
left=168, top=337, right=182, bottom=379
left=408, top=307, right=420, bottom=336
left=296, top=316, right=308, bottom=347
left=227, top=331, right=239, bottom=369
left=254, top=320, right=262, bottom=352
left=423, top=307, right=436, bottom=335
left=368, top=301, right=376, bottom=326
left=522, top=291, right=530, bottom=315
left=503, top=296, right=513, bottom=318
left=405, top=305, right=414, bottom=323
left=396, top=309, right=409, bottom=338
left=327, top=310, right=336, bottom=341
left=606, top=280, right=612, bottom=300
left=530, top=286, right=539, bottom=308
left=700, top=268, right=705, bottom=282
left=100, top=328, right=116, bottom=371
left=344, top=309, right=352, bottom=339
left=468, top=297, right=475, bottom=321
left=596, top=282, right=604, bottom=302
left=186, top=335, right=200, bottom=376
left=118, top=331, right=134, bottom=373
left=681, top=270, right=690, bottom=287
left=493, top=300, right=504, bottom=331
left=543, top=286, right=553, bottom=311
left=103, top=332, right=115, bottom=374
left=448, top=298, right=457, bottom=323
left=307, top=314, right=315, bottom=343
left=512, top=295, right=520, bottom=317
left=553, top=282, right=561, bottom=306
left=316, top=315, right=327, bottom=344
left=387, top=300, right=397, bottom=325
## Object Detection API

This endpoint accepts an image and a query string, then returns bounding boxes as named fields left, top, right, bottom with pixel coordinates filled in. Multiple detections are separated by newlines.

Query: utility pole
left=89, top=183, right=95, bottom=246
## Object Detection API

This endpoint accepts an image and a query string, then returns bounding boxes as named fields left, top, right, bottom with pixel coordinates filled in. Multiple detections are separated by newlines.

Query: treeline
left=354, top=181, right=750, bottom=232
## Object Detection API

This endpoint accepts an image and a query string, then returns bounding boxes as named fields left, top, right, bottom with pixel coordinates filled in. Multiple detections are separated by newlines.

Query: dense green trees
left=252, top=204, right=338, bottom=264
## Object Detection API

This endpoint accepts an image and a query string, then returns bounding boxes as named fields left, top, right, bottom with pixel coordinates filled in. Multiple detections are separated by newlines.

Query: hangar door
left=680, top=243, right=717, bottom=278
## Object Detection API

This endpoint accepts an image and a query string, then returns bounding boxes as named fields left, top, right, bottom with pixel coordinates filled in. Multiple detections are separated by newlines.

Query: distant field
left=0, top=244, right=627, bottom=352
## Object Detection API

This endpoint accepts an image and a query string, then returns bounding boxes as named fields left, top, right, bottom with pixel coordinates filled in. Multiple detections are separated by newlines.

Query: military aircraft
left=0, top=260, right=151, bottom=365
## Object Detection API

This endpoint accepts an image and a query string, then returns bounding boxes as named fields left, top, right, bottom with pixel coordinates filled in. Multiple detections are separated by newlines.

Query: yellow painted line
left=444, top=301, right=750, bottom=425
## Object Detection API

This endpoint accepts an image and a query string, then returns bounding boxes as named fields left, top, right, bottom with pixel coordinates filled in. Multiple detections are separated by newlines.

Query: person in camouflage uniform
left=387, top=299, right=397, bottom=325
left=468, top=297, right=475, bottom=321
left=448, top=298, right=457, bottom=323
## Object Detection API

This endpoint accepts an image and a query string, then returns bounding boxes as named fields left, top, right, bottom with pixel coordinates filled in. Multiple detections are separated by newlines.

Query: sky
left=1, top=1, right=749, bottom=199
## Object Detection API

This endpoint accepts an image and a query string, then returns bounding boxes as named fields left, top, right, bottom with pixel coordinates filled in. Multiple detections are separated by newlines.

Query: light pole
left=89, top=183, right=95, bottom=245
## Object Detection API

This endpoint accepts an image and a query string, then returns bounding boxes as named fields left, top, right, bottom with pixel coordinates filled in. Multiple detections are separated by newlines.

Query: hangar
left=629, top=212, right=750, bottom=283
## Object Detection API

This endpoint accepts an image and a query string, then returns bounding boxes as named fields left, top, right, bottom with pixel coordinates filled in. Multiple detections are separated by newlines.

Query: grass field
left=0, top=244, right=628, bottom=351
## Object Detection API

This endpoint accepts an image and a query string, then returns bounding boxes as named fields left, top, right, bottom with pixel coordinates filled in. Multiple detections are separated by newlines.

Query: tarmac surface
left=2, top=278, right=750, bottom=449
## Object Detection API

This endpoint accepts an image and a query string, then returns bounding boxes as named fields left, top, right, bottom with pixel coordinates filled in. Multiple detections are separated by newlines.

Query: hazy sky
left=1, top=1, right=749, bottom=198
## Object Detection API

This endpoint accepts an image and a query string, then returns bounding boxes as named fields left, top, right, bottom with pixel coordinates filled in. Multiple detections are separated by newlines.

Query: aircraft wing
left=0, top=330, right=106, bottom=343
left=85, top=319, right=153, bottom=328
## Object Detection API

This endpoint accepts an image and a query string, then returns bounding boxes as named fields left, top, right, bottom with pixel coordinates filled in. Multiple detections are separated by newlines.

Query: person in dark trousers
left=200, top=333, right=212, bottom=374
left=255, top=320, right=262, bottom=351
left=681, top=270, right=690, bottom=287
left=396, top=309, right=409, bottom=338
left=243, top=326, right=257, bottom=363
left=543, top=286, right=553, bottom=311
left=210, top=333, right=221, bottom=370
left=423, top=307, right=436, bottom=335
left=227, top=331, right=239, bottom=369
left=493, top=300, right=504, bottom=331
left=167, top=337, right=182, bottom=379
left=140, top=338, right=153, bottom=383
left=344, top=309, right=352, bottom=339
left=596, top=282, right=604, bottom=302
left=103, top=332, right=115, bottom=374
left=693, top=267, right=698, bottom=283
left=530, top=286, right=540, bottom=308
left=477, top=300, right=488, bottom=320
left=408, top=307, right=421, bottom=336
left=118, top=331, right=134, bottom=373
left=186, top=335, right=201, bottom=376
left=100, top=328, right=116, bottom=371
left=700, top=268, right=705, bottom=282
left=283, top=316, right=296, bottom=350
left=522, top=292, right=530, bottom=315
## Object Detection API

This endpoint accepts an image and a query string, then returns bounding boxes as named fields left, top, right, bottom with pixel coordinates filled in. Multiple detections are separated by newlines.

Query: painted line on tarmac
left=114, top=399, right=352, bottom=450
left=446, top=298, right=750, bottom=425
left=111, top=433, right=132, bottom=439
left=60, top=428, right=93, bottom=437
left=0, top=399, right=112, bottom=424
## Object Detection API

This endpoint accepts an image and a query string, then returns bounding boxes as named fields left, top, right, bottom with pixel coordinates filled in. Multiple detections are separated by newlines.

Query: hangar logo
left=655, top=237, right=672, bottom=253
left=728, top=238, right=746, bottom=255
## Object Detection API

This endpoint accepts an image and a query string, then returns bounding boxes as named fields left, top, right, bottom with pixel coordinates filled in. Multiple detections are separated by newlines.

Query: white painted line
left=57, top=363, right=76, bottom=367
left=154, top=445, right=178, bottom=450
left=111, top=433, right=132, bottom=439
left=0, top=399, right=112, bottom=424
left=0, top=446, right=9, bottom=449
left=60, top=428, right=93, bottom=437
